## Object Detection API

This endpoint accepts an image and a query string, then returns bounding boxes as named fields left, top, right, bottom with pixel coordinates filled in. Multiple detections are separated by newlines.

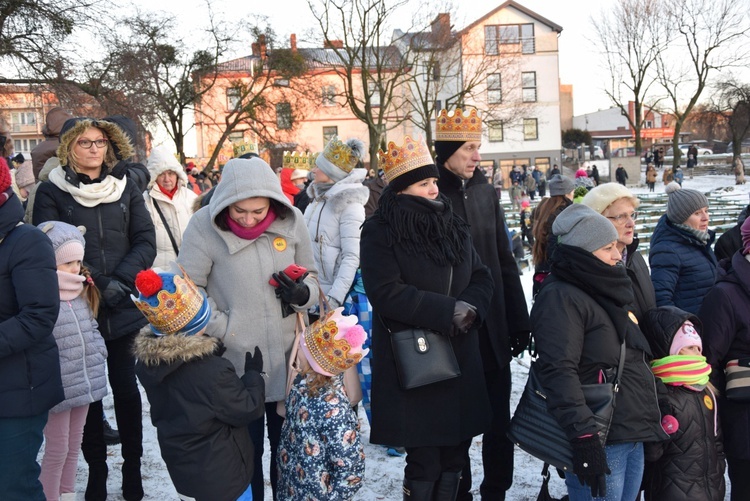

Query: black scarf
left=551, top=244, right=651, bottom=354
left=376, top=186, right=470, bottom=266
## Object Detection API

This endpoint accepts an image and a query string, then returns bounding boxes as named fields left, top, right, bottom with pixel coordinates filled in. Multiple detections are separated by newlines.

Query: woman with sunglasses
left=33, top=118, right=156, bottom=501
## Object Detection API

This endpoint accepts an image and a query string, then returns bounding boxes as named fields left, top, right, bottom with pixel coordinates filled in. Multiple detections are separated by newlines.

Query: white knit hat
left=147, top=145, right=188, bottom=188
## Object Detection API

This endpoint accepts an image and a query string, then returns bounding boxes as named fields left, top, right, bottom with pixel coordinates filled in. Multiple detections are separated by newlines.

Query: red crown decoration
left=378, top=135, right=434, bottom=185
left=435, top=108, right=482, bottom=142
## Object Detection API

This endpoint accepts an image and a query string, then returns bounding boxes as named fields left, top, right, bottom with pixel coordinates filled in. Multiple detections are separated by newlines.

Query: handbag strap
left=613, top=339, right=626, bottom=391
left=380, top=266, right=453, bottom=333
left=152, top=198, right=180, bottom=256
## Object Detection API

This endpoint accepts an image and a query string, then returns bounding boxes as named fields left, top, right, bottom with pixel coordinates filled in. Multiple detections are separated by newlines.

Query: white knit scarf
left=49, top=166, right=127, bottom=207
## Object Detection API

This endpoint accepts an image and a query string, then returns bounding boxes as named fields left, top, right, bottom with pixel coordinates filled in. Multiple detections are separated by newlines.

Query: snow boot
left=122, top=459, right=144, bottom=501
left=84, top=462, right=108, bottom=501
left=434, top=471, right=462, bottom=501
left=403, top=479, right=435, bottom=500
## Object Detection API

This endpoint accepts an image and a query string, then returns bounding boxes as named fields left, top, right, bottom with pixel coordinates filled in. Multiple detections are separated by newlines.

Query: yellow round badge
left=704, top=394, right=713, bottom=410
left=273, top=237, right=287, bottom=252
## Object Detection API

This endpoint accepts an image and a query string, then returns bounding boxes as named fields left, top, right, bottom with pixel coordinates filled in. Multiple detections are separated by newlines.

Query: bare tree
left=707, top=78, right=750, bottom=182
left=655, top=0, right=750, bottom=167
left=591, top=0, right=670, bottom=156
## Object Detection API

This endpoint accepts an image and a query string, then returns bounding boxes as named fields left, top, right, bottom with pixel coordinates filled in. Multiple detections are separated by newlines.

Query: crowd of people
left=1, top=105, right=749, bottom=501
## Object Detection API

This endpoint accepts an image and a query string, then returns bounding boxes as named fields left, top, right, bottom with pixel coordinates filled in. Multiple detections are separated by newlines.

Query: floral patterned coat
left=277, top=373, right=365, bottom=500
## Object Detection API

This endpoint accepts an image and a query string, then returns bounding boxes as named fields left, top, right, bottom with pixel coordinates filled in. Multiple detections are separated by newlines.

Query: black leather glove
left=571, top=434, right=610, bottom=498
left=511, top=331, right=531, bottom=357
left=244, top=347, right=263, bottom=374
left=450, top=300, right=477, bottom=337
left=102, top=279, right=131, bottom=308
left=273, top=271, right=310, bottom=306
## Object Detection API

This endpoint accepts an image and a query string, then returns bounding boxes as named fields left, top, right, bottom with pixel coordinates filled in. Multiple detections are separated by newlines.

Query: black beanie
left=388, top=163, right=440, bottom=193
left=434, top=140, right=465, bottom=165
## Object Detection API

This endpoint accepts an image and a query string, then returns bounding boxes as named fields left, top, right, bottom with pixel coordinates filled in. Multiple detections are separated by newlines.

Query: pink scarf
left=225, top=206, right=277, bottom=240
left=58, top=271, right=85, bottom=301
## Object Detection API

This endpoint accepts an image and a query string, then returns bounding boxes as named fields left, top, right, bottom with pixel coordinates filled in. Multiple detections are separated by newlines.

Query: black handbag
left=508, top=340, right=626, bottom=472
left=384, top=268, right=461, bottom=390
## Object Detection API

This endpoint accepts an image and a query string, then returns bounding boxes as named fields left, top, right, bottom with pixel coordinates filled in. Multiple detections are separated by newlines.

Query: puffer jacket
left=0, top=192, right=63, bottom=417
left=649, top=214, right=717, bottom=315
left=177, top=158, right=319, bottom=402
left=642, top=306, right=725, bottom=501
left=32, top=118, right=157, bottom=340
left=135, top=332, right=264, bottom=501
left=50, top=295, right=108, bottom=413
left=144, top=186, right=197, bottom=270
left=304, top=169, right=369, bottom=305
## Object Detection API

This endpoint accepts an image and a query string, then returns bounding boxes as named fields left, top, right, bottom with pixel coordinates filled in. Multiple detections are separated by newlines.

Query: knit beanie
left=0, top=157, right=11, bottom=208
left=14, top=161, right=35, bottom=190
left=665, top=182, right=708, bottom=224
left=37, top=221, right=86, bottom=266
left=434, top=140, right=464, bottom=165
left=742, top=217, right=750, bottom=255
left=316, top=136, right=366, bottom=182
left=669, top=321, right=702, bottom=356
left=548, top=174, right=575, bottom=197
left=552, top=203, right=618, bottom=253
left=378, top=135, right=439, bottom=193
left=581, top=182, right=640, bottom=214
left=300, top=307, right=369, bottom=377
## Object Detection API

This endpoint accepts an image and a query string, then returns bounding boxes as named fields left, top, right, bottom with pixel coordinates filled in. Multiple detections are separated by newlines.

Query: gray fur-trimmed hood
left=134, top=329, right=222, bottom=370
left=56, top=117, right=135, bottom=168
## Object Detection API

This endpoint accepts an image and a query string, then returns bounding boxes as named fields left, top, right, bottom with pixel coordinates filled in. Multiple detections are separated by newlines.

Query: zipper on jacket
left=65, top=206, right=74, bottom=223
left=313, top=198, right=329, bottom=281
left=644, top=351, right=670, bottom=440
left=69, top=300, right=94, bottom=400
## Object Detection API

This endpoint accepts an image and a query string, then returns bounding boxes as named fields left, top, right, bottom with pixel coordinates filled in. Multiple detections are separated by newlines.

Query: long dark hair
left=532, top=196, right=570, bottom=266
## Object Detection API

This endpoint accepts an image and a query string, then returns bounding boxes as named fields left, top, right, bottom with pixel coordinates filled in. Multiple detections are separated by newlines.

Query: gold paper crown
left=132, top=266, right=204, bottom=335
left=304, top=316, right=365, bottom=375
left=282, top=151, right=312, bottom=170
left=233, top=140, right=259, bottom=158
left=378, top=135, right=434, bottom=184
left=435, top=108, right=482, bottom=142
left=319, top=136, right=358, bottom=175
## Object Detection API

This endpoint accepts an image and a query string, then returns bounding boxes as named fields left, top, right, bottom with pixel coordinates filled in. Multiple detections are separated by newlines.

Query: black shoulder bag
left=152, top=198, right=179, bottom=256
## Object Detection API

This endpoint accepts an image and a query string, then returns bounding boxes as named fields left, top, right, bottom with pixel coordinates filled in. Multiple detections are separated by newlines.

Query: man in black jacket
left=434, top=108, right=531, bottom=501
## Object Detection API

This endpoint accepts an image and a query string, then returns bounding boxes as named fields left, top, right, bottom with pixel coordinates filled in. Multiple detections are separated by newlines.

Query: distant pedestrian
left=615, top=164, right=628, bottom=186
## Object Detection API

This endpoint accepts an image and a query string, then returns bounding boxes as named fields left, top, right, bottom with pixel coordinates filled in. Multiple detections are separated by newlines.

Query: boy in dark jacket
left=132, top=266, right=265, bottom=501
left=642, top=306, right=725, bottom=501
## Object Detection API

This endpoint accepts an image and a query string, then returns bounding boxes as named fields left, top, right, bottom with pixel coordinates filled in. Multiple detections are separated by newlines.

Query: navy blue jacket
left=0, top=193, right=63, bottom=417
left=649, top=214, right=717, bottom=315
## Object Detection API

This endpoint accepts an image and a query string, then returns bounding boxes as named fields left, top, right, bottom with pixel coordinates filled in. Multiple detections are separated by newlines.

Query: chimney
left=258, top=34, right=267, bottom=59
left=324, top=40, right=344, bottom=49
left=290, top=33, right=297, bottom=52
left=431, top=13, right=451, bottom=43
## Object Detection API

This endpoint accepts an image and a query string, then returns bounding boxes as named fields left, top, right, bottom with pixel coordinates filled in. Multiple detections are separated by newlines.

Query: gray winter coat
left=178, top=158, right=319, bottom=402
left=51, top=296, right=108, bottom=413
left=304, top=169, right=369, bottom=305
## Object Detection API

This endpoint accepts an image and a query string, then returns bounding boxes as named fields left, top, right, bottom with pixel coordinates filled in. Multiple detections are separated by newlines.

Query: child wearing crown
left=131, top=266, right=265, bottom=501
left=276, top=308, right=367, bottom=500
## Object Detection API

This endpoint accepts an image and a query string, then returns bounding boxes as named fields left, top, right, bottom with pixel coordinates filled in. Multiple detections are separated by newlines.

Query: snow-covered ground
left=53, top=174, right=747, bottom=500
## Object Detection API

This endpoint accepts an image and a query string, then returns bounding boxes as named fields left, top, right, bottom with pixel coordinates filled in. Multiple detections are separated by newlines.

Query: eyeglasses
left=606, top=211, right=638, bottom=224
left=76, top=139, right=108, bottom=149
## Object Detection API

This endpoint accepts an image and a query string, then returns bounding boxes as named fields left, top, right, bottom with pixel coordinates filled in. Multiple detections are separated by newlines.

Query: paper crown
left=435, top=108, right=482, bottom=142
left=131, top=265, right=208, bottom=336
left=301, top=308, right=369, bottom=377
left=282, top=151, right=313, bottom=170
left=316, top=136, right=362, bottom=177
left=233, top=140, right=259, bottom=158
left=378, top=135, right=434, bottom=185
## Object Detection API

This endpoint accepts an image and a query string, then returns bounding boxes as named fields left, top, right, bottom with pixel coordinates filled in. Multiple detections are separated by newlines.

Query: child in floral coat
left=277, top=308, right=367, bottom=500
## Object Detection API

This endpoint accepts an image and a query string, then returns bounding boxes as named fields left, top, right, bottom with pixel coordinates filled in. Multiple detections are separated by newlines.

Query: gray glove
left=450, top=300, right=477, bottom=337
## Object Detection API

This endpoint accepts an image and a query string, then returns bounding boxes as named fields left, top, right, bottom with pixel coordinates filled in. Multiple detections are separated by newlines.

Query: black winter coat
left=437, top=165, right=530, bottom=368
left=625, top=237, right=656, bottom=323
left=33, top=168, right=155, bottom=339
left=699, top=252, right=750, bottom=460
left=360, top=195, right=494, bottom=447
left=714, top=205, right=749, bottom=262
left=0, top=193, right=63, bottom=417
left=135, top=333, right=265, bottom=501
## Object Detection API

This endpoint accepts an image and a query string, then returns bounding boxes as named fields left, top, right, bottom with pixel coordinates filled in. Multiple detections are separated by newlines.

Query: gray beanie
left=37, top=221, right=86, bottom=266
left=552, top=203, right=618, bottom=253
left=549, top=174, right=575, bottom=197
left=665, top=182, right=708, bottom=224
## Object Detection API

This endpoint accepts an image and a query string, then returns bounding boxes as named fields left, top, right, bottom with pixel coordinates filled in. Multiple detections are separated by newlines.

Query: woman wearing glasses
left=33, top=118, right=156, bottom=501
left=649, top=182, right=717, bottom=315
left=582, top=183, right=656, bottom=322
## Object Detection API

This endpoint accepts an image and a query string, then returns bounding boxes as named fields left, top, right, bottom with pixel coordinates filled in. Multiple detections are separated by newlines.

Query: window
left=487, top=74, right=502, bottom=104
left=323, top=126, right=338, bottom=145
left=523, top=118, right=538, bottom=140
left=226, top=88, right=241, bottom=111
left=322, top=85, right=336, bottom=106
left=274, top=79, right=290, bottom=87
left=522, top=72, right=537, bottom=102
left=368, top=82, right=381, bottom=107
left=13, top=139, right=21, bottom=152
left=276, top=102, right=292, bottom=130
left=645, top=120, right=653, bottom=128
left=488, top=121, right=504, bottom=142
left=434, top=100, right=442, bottom=113
left=420, top=61, right=440, bottom=81
left=484, top=24, right=535, bottom=55
left=11, top=112, right=36, bottom=125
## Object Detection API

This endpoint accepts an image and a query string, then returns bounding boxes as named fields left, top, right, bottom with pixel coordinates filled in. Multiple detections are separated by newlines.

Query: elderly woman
left=177, top=157, right=318, bottom=500
left=143, top=145, right=197, bottom=269
left=531, top=203, right=667, bottom=501
left=32, top=117, right=156, bottom=501
left=582, top=183, right=656, bottom=322
left=360, top=136, right=494, bottom=500
left=649, top=182, right=718, bottom=314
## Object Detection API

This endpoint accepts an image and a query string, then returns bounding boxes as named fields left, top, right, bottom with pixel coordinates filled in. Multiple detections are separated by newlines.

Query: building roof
left=459, top=0, right=563, bottom=36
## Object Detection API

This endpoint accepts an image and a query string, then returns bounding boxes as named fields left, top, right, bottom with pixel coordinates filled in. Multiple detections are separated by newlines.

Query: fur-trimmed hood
left=134, top=329, right=222, bottom=376
left=56, top=117, right=134, bottom=169
left=146, top=145, right=188, bottom=188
